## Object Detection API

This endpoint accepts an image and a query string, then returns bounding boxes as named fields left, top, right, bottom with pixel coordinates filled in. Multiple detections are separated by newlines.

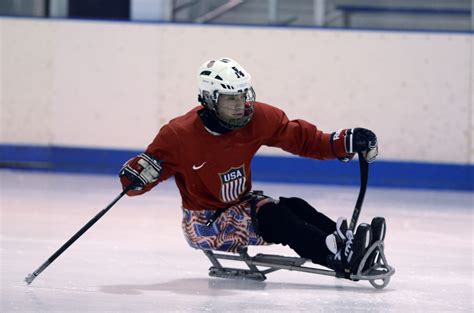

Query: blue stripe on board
left=252, top=156, right=473, bottom=191
left=0, top=144, right=472, bottom=191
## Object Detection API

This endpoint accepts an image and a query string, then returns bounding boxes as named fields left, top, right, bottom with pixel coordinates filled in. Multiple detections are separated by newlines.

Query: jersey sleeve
left=127, top=123, right=181, bottom=196
left=261, top=104, right=346, bottom=160
left=146, top=123, right=181, bottom=180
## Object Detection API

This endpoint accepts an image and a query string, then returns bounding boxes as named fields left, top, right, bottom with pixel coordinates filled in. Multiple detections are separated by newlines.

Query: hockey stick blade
left=24, top=185, right=133, bottom=285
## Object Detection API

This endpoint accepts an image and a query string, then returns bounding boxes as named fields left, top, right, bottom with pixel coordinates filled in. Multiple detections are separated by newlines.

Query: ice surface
left=1, top=170, right=472, bottom=312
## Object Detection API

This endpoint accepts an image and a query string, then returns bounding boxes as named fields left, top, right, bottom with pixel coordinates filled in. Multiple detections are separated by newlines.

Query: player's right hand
left=119, top=153, right=162, bottom=191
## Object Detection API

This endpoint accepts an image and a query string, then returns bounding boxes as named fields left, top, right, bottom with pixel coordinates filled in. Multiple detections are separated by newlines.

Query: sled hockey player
left=119, top=57, right=384, bottom=280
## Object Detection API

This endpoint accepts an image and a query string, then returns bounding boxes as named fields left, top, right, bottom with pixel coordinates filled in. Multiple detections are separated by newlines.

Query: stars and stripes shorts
left=181, top=202, right=268, bottom=253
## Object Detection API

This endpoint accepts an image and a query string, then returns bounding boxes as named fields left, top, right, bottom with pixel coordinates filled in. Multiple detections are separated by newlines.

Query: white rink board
left=1, top=170, right=472, bottom=312
left=1, top=18, right=472, bottom=164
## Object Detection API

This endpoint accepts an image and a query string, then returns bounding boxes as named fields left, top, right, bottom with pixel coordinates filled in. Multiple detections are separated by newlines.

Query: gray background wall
left=1, top=18, right=472, bottom=164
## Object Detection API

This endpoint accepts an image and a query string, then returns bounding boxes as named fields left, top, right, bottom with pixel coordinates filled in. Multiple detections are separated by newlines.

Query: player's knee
left=279, top=197, right=319, bottom=213
left=257, top=201, right=282, bottom=220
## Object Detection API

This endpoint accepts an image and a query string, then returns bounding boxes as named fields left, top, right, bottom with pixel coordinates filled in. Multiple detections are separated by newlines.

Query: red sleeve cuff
left=331, top=129, right=355, bottom=161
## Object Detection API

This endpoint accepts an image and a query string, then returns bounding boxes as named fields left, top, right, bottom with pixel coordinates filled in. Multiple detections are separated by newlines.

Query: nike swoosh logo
left=192, top=162, right=206, bottom=170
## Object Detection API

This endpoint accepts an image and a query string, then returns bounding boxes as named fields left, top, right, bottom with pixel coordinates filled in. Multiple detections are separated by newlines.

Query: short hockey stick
left=24, top=185, right=133, bottom=285
left=349, top=153, right=369, bottom=231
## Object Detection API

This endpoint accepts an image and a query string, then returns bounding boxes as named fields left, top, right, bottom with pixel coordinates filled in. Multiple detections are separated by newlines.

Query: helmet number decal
left=232, top=66, right=245, bottom=78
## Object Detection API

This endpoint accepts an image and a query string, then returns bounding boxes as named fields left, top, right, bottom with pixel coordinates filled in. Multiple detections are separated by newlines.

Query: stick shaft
left=25, top=186, right=131, bottom=284
left=349, top=154, right=369, bottom=231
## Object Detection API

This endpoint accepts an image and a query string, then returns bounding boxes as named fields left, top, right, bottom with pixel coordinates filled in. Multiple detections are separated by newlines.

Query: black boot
left=325, top=217, right=348, bottom=254
left=363, top=217, right=386, bottom=271
left=328, top=223, right=372, bottom=279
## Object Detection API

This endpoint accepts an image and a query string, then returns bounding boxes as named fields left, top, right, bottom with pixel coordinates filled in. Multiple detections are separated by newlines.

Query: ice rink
left=1, top=170, right=472, bottom=312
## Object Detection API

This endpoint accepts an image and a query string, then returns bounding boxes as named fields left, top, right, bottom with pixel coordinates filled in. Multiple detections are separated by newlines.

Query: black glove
left=331, top=128, right=378, bottom=163
left=350, top=128, right=378, bottom=163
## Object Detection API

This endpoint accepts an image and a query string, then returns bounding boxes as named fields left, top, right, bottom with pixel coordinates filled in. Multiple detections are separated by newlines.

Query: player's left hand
left=351, top=128, right=378, bottom=163
left=331, top=128, right=378, bottom=163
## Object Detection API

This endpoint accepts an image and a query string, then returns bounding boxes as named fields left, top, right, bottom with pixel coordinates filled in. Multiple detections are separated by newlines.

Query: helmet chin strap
left=198, top=108, right=233, bottom=134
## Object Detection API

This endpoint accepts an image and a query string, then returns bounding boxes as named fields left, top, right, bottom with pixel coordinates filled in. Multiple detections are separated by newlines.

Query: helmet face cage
left=200, top=87, right=255, bottom=130
left=218, top=87, right=256, bottom=129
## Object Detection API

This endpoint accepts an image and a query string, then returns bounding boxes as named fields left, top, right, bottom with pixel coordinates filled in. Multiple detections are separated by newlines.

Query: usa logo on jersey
left=218, top=165, right=247, bottom=203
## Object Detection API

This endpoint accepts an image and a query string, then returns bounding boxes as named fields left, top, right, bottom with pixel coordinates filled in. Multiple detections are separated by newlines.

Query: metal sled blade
left=209, top=266, right=267, bottom=281
left=204, top=248, right=267, bottom=281
left=203, top=243, right=395, bottom=289
left=203, top=248, right=335, bottom=283
left=350, top=240, right=396, bottom=289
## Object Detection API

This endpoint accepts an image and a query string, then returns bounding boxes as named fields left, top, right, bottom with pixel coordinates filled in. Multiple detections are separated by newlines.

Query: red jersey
left=136, top=102, right=342, bottom=211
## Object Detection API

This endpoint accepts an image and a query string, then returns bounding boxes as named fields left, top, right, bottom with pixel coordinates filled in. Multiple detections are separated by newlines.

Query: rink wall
left=1, top=18, right=473, bottom=190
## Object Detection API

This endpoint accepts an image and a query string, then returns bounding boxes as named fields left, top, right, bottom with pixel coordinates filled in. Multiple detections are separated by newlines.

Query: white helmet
left=198, top=57, right=256, bottom=129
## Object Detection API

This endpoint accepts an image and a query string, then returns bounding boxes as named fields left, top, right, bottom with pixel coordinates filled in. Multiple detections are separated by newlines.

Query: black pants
left=256, top=197, right=336, bottom=267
